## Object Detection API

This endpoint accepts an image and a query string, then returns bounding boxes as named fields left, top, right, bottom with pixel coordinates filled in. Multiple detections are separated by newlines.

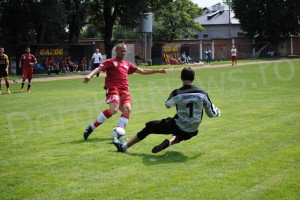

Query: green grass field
left=0, top=60, right=299, bottom=199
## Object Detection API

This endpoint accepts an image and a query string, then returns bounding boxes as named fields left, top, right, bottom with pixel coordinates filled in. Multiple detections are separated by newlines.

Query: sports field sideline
left=5, top=58, right=299, bottom=84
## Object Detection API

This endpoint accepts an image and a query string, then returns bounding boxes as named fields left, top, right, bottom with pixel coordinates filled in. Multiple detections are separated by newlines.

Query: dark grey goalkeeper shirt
left=165, top=85, right=218, bottom=132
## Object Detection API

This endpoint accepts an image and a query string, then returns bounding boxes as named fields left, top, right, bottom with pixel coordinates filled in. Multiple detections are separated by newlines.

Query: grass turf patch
left=0, top=60, right=299, bottom=199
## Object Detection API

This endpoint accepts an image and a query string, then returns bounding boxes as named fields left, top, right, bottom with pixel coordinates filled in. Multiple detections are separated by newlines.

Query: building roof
left=194, top=3, right=240, bottom=25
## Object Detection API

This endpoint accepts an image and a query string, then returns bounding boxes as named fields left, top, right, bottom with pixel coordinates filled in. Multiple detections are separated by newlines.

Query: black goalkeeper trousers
left=136, top=117, right=198, bottom=142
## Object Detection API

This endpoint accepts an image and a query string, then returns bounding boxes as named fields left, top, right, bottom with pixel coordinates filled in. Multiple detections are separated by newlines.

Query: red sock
left=93, top=121, right=102, bottom=127
left=121, top=113, right=129, bottom=119
left=93, top=109, right=112, bottom=128
left=103, top=109, right=112, bottom=118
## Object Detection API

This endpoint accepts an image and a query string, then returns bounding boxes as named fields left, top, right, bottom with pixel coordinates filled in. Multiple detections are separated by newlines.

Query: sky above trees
left=191, top=0, right=221, bottom=8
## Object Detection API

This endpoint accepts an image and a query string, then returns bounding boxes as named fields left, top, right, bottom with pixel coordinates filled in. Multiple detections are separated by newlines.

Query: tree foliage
left=63, top=0, right=89, bottom=44
left=87, top=0, right=158, bottom=58
left=153, top=0, right=203, bottom=42
left=35, top=0, right=67, bottom=44
left=0, top=0, right=37, bottom=46
left=0, top=0, right=208, bottom=56
left=223, top=0, right=232, bottom=6
left=0, top=0, right=87, bottom=46
left=232, top=0, right=300, bottom=44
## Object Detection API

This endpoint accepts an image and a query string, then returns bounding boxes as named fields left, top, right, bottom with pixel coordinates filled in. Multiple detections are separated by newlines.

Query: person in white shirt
left=90, top=48, right=102, bottom=77
left=231, top=45, right=238, bottom=66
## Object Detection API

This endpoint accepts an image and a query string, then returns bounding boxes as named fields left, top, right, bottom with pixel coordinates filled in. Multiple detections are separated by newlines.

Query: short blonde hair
left=116, top=43, right=127, bottom=49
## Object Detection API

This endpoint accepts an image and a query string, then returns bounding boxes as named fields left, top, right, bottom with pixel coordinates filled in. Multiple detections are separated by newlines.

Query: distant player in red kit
left=82, top=43, right=167, bottom=140
left=19, top=46, right=37, bottom=92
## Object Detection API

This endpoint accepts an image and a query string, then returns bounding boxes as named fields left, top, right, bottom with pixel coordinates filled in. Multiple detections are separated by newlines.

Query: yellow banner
left=39, top=49, right=64, bottom=56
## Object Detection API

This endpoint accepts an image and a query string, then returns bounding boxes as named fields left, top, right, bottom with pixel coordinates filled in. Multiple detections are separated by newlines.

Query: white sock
left=117, top=117, right=129, bottom=128
left=122, top=142, right=128, bottom=150
left=96, top=112, right=107, bottom=124
left=90, top=124, right=96, bottom=130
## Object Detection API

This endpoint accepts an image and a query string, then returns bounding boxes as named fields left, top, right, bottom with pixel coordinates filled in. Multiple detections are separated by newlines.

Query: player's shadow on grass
left=1, top=91, right=22, bottom=95
left=68, top=138, right=112, bottom=144
left=126, top=151, right=202, bottom=166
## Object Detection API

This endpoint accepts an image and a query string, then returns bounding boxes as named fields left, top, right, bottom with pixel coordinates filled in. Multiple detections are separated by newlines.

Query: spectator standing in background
left=231, top=45, right=238, bottom=66
left=207, top=48, right=212, bottom=64
left=82, top=57, right=87, bottom=71
left=90, top=48, right=102, bottom=77
left=204, top=49, right=209, bottom=64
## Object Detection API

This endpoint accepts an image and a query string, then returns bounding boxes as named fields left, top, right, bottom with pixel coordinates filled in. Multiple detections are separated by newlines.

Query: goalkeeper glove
left=212, top=104, right=221, bottom=117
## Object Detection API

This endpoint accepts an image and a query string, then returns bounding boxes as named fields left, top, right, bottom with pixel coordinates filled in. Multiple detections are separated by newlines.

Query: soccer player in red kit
left=19, top=46, right=37, bottom=92
left=82, top=43, right=167, bottom=140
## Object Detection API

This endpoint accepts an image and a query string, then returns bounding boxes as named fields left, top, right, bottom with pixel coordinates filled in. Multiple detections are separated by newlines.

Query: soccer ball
left=111, top=127, right=126, bottom=141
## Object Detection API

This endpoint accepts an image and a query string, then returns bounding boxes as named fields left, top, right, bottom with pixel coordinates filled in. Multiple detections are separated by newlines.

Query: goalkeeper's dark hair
left=181, top=67, right=195, bottom=81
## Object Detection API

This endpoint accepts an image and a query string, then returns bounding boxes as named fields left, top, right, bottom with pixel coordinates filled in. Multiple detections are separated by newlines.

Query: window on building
left=237, top=32, right=245, bottom=37
left=203, top=34, right=209, bottom=38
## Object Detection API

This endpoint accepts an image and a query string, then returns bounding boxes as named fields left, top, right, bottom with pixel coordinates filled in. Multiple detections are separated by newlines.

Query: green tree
left=0, top=0, right=37, bottom=47
left=223, top=0, right=232, bottom=6
left=113, top=24, right=142, bottom=40
left=0, top=0, right=68, bottom=46
left=80, top=25, right=102, bottom=38
left=88, top=0, right=159, bottom=58
left=153, top=0, right=203, bottom=42
left=63, top=0, right=88, bottom=44
left=35, top=0, right=67, bottom=44
left=232, top=0, right=300, bottom=45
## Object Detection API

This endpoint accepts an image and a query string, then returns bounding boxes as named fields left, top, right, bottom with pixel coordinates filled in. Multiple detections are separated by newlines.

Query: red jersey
left=20, top=54, right=37, bottom=70
left=98, top=58, right=138, bottom=89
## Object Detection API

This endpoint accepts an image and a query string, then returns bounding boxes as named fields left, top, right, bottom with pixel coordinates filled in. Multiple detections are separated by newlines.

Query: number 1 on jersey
left=186, top=102, right=194, bottom=117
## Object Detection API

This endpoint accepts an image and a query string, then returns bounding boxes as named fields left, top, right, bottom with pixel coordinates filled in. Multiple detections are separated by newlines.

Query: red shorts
left=22, top=70, right=33, bottom=79
left=231, top=56, right=237, bottom=62
left=105, top=88, right=132, bottom=105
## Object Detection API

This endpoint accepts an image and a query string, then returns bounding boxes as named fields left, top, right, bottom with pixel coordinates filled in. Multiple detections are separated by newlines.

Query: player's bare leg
left=83, top=102, right=118, bottom=140
left=152, top=135, right=179, bottom=153
left=113, top=135, right=140, bottom=152
left=27, top=78, right=32, bottom=92
left=117, top=102, right=131, bottom=128
left=4, top=77, right=10, bottom=94
left=21, top=77, right=26, bottom=91
left=114, top=134, right=178, bottom=153
left=108, top=102, right=119, bottom=116
left=0, top=78, right=2, bottom=94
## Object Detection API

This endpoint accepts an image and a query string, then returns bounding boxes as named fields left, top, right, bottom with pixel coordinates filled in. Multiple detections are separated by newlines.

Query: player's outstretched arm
left=135, top=68, right=167, bottom=75
left=83, top=67, right=101, bottom=84
left=204, top=101, right=221, bottom=117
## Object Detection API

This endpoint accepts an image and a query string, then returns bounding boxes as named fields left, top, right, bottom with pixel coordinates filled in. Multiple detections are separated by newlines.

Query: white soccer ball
left=111, top=127, right=126, bottom=141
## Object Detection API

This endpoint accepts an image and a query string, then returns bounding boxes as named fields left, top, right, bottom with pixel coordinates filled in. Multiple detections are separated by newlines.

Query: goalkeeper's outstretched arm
left=204, top=96, right=221, bottom=117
